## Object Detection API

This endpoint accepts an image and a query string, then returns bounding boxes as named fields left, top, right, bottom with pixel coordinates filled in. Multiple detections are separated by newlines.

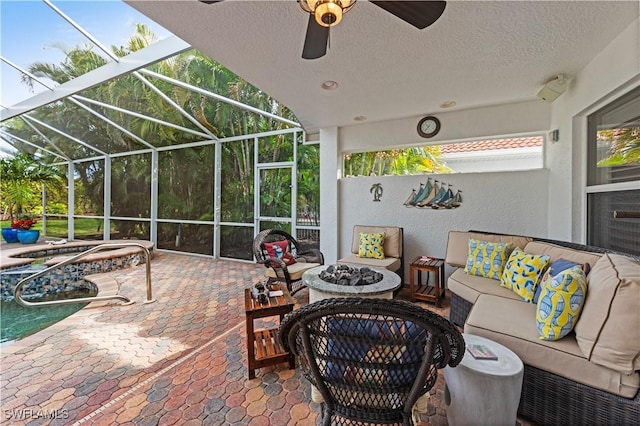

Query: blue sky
left=0, top=0, right=172, bottom=106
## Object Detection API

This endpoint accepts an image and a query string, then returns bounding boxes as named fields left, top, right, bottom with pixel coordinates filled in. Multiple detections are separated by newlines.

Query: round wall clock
left=417, top=116, right=441, bottom=138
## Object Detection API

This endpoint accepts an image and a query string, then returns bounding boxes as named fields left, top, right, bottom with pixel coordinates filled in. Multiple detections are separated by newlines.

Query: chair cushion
left=263, top=240, right=296, bottom=265
left=574, top=253, right=640, bottom=374
left=351, top=225, right=402, bottom=258
left=464, top=294, right=640, bottom=398
left=265, top=262, right=321, bottom=280
left=338, top=254, right=401, bottom=272
left=326, top=317, right=426, bottom=388
left=535, top=266, right=586, bottom=341
left=500, top=248, right=550, bottom=303
left=447, top=268, right=522, bottom=305
left=358, top=232, right=386, bottom=259
left=464, top=238, right=511, bottom=280
left=523, top=241, right=602, bottom=270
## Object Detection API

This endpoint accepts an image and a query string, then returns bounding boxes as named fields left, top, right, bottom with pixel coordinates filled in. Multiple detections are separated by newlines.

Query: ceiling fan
left=299, top=1, right=446, bottom=59
left=200, top=1, right=446, bottom=60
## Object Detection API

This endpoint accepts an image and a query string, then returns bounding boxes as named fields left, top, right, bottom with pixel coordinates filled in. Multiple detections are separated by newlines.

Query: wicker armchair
left=278, top=297, right=465, bottom=426
left=253, top=229, right=324, bottom=295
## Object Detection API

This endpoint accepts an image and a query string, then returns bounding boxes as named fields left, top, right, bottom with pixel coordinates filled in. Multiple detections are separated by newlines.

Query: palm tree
left=0, top=153, right=62, bottom=221
left=16, top=24, right=315, bottom=249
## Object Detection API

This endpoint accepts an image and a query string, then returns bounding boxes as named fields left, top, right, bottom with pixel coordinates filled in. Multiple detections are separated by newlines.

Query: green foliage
left=344, top=146, right=452, bottom=177
left=596, top=128, right=640, bottom=167
left=9, top=24, right=319, bottom=248
left=0, top=153, right=63, bottom=220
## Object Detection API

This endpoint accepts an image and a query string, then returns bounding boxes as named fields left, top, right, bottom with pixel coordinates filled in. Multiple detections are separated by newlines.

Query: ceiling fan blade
left=199, top=1, right=224, bottom=4
left=302, top=15, right=329, bottom=60
left=370, top=1, right=446, bottom=29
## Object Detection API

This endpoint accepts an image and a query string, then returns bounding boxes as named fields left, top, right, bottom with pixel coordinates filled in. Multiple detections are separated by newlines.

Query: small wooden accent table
left=409, top=256, right=446, bottom=307
left=244, top=284, right=296, bottom=379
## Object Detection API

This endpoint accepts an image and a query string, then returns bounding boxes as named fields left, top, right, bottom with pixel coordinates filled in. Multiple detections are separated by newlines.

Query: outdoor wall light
left=299, top=0, right=357, bottom=27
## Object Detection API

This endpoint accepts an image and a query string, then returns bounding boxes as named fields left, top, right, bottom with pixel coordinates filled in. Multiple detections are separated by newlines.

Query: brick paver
left=1, top=251, right=523, bottom=426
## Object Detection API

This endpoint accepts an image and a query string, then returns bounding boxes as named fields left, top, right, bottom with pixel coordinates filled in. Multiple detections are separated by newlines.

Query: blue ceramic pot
left=2, top=227, right=19, bottom=243
left=17, top=230, right=40, bottom=244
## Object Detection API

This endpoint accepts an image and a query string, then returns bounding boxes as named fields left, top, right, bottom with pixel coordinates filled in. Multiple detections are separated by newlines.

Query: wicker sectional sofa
left=445, top=230, right=640, bottom=426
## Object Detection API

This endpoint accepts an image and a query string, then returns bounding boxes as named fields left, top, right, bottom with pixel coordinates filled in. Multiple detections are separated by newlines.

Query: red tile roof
left=439, top=136, right=543, bottom=154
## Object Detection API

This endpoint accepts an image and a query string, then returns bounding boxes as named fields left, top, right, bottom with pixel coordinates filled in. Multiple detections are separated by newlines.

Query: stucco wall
left=547, top=18, right=640, bottom=242
left=324, top=100, right=552, bottom=268
left=319, top=17, right=640, bottom=271
left=338, top=170, right=548, bottom=282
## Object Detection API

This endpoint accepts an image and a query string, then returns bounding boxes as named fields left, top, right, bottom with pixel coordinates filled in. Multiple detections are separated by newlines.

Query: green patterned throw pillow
left=358, top=232, right=386, bottom=259
left=500, top=248, right=550, bottom=302
left=464, top=238, right=511, bottom=280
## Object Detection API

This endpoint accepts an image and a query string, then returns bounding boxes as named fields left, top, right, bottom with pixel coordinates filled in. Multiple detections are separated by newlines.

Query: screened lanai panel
left=22, top=104, right=103, bottom=160
left=75, top=70, right=209, bottom=148
left=86, top=100, right=203, bottom=148
left=45, top=164, right=68, bottom=215
left=220, top=139, right=254, bottom=222
left=111, top=154, right=151, bottom=218
left=297, top=143, right=320, bottom=226
left=158, top=146, right=214, bottom=220
left=258, top=133, right=295, bottom=163
left=29, top=99, right=139, bottom=155
left=260, top=168, right=292, bottom=218
left=220, top=225, right=253, bottom=260
left=157, top=223, right=213, bottom=256
left=0, top=0, right=171, bottom=108
left=110, top=219, right=150, bottom=240
left=74, top=159, right=105, bottom=216
left=74, top=218, right=107, bottom=241
left=1, top=120, right=52, bottom=157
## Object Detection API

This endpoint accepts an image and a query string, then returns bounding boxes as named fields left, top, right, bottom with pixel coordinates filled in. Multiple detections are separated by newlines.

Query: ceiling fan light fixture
left=299, top=0, right=356, bottom=28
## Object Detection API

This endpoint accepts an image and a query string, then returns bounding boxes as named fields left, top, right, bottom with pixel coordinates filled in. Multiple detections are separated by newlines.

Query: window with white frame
left=586, top=86, right=640, bottom=254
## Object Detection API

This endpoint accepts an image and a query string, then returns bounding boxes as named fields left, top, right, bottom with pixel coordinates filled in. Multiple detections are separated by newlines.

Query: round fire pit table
left=302, top=264, right=402, bottom=303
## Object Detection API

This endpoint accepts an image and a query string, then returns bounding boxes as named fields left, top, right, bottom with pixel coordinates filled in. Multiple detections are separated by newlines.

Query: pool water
left=0, top=289, right=97, bottom=345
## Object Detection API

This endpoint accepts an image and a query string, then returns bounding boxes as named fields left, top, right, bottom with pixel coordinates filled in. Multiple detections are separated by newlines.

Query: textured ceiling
left=127, top=0, right=639, bottom=134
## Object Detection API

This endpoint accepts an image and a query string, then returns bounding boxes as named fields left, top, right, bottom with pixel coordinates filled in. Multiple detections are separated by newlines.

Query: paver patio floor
left=1, top=251, right=454, bottom=425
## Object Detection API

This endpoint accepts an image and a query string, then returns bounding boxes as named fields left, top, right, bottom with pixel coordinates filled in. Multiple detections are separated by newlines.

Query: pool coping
left=0, top=239, right=155, bottom=270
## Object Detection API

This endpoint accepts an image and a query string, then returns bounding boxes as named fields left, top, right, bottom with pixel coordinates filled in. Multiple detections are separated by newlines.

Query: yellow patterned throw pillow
left=536, top=266, right=587, bottom=341
left=500, top=248, right=550, bottom=302
left=358, top=232, right=386, bottom=259
left=464, top=238, right=511, bottom=280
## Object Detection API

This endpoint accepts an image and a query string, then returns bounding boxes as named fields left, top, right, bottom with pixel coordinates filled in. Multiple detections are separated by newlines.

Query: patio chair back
left=253, top=229, right=324, bottom=295
left=279, top=297, right=465, bottom=426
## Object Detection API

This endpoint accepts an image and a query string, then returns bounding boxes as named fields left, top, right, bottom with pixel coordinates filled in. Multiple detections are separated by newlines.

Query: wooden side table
left=244, top=284, right=295, bottom=379
left=409, top=256, right=446, bottom=307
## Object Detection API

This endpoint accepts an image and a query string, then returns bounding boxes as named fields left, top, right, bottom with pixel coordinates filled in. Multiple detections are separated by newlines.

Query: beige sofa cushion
left=445, top=231, right=532, bottom=267
left=574, top=254, right=640, bottom=374
left=464, top=294, right=640, bottom=398
left=447, top=268, right=521, bottom=304
left=338, top=254, right=401, bottom=272
left=523, top=241, right=602, bottom=270
left=350, top=225, right=402, bottom=259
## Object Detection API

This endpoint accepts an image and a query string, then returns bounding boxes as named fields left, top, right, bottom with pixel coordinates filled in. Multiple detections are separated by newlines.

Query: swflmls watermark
left=4, top=408, right=69, bottom=420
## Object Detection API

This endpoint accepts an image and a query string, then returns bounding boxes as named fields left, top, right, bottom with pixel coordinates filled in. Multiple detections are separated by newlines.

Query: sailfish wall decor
left=403, top=177, right=463, bottom=209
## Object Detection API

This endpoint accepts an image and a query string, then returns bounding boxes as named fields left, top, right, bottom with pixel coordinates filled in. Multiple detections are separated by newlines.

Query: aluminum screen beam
left=1, top=36, right=191, bottom=121
left=139, top=69, right=300, bottom=128
left=0, top=132, right=67, bottom=161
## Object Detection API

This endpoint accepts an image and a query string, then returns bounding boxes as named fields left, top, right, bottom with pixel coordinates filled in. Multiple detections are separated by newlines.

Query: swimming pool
left=0, top=288, right=97, bottom=345
left=1, top=240, right=154, bottom=344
